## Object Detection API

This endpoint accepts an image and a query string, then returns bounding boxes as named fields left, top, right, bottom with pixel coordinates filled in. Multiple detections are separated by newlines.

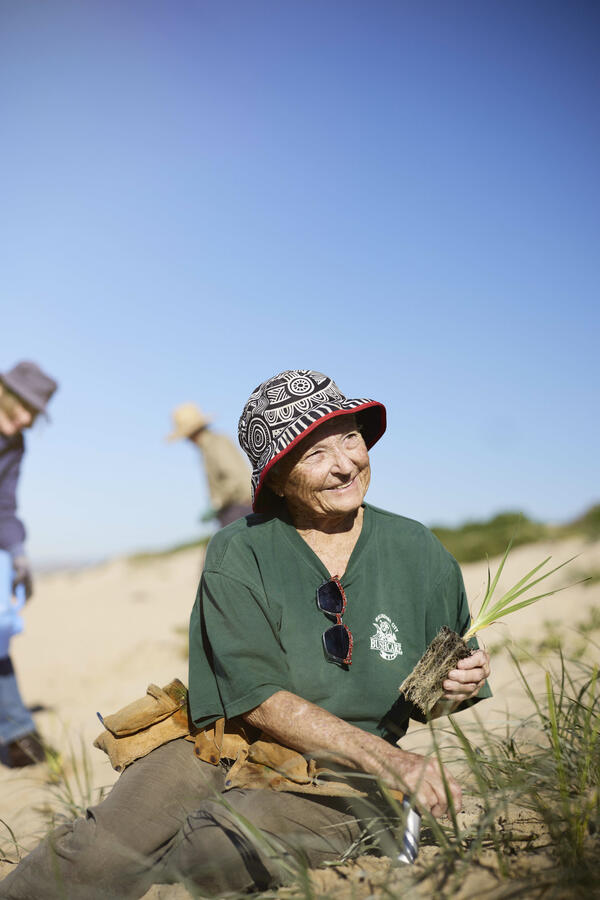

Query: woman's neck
left=291, top=505, right=365, bottom=578
left=291, top=505, right=361, bottom=536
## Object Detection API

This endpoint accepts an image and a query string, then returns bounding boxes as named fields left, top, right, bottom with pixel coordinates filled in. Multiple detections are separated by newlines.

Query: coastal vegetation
left=431, top=503, right=600, bottom=562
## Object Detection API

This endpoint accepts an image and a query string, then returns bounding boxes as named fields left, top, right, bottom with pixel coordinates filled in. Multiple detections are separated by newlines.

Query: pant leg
left=158, top=788, right=366, bottom=896
left=0, top=738, right=226, bottom=900
left=0, top=657, right=36, bottom=745
left=1, top=738, right=374, bottom=900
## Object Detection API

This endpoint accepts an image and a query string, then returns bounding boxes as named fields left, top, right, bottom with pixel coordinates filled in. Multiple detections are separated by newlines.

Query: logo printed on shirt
left=370, top=614, right=403, bottom=661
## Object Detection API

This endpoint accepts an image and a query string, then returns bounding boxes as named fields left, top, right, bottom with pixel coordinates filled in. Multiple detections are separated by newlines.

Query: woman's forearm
left=243, top=689, right=393, bottom=776
left=242, top=689, right=462, bottom=816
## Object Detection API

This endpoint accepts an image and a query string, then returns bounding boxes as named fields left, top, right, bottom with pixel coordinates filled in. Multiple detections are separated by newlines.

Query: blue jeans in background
left=0, top=549, right=35, bottom=744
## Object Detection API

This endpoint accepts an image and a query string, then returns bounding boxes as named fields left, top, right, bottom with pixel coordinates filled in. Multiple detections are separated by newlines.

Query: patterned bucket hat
left=238, top=369, right=386, bottom=512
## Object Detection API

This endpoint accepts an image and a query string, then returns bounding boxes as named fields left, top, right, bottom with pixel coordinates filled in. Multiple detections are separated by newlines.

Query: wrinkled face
left=270, top=415, right=371, bottom=523
left=0, top=388, right=36, bottom=437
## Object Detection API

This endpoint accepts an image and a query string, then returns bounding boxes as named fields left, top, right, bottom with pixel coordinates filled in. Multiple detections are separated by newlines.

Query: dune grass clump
left=252, top=648, right=600, bottom=900
left=393, top=654, right=599, bottom=900
left=0, top=819, right=20, bottom=866
left=400, top=539, right=581, bottom=715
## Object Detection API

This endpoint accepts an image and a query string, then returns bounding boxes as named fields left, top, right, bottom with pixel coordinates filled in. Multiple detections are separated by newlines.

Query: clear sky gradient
left=2, top=1, right=598, bottom=566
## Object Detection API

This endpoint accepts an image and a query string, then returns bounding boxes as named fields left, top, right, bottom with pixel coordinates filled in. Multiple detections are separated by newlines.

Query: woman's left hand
left=442, top=648, right=490, bottom=703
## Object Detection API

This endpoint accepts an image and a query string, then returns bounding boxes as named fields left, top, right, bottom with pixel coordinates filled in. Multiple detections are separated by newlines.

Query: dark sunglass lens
left=317, top=581, right=343, bottom=614
left=324, top=624, right=350, bottom=660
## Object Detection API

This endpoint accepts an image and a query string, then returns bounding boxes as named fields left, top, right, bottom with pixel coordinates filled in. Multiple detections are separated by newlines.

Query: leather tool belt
left=94, top=678, right=404, bottom=802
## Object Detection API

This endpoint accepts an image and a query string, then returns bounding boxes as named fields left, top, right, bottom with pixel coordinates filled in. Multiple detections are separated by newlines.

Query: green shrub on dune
left=432, top=503, right=600, bottom=563
left=431, top=512, right=548, bottom=562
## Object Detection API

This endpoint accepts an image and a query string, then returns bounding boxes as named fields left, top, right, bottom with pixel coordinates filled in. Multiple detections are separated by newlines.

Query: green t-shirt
left=188, top=503, right=491, bottom=741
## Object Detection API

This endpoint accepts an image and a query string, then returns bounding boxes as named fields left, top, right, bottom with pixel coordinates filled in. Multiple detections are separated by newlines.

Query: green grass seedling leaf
left=429, top=724, right=460, bottom=840
left=474, top=587, right=577, bottom=633
left=475, top=535, right=515, bottom=621
left=496, top=555, right=553, bottom=597
left=486, top=554, right=579, bottom=613
left=509, top=650, right=546, bottom=721
left=0, top=817, right=21, bottom=862
left=475, top=579, right=589, bottom=636
left=579, top=666, right=599, bottom=792
left=546, top=671, right=567, bottom=795
left=464, top=550, right=582, bottom=640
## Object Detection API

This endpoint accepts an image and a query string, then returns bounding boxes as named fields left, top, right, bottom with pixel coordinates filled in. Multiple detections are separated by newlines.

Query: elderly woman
left=0, top=370, right=490, bottom=900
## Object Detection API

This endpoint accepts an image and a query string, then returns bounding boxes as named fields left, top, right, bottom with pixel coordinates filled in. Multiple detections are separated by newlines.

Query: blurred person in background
left=0, top=360, right=58, bottom=767
left=166, top=402, right=252, bottom=527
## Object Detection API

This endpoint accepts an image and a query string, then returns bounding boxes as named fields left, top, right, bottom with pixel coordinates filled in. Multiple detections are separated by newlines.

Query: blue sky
left=2, top=1, right=598, bottom=565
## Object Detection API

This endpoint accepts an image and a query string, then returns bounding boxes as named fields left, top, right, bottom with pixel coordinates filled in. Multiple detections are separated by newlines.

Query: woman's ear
left=266, top=464, right=285, bottom=499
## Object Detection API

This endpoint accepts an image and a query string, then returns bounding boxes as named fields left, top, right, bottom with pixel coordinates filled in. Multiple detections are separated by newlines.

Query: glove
left=12, top=555, right=33, bottom=601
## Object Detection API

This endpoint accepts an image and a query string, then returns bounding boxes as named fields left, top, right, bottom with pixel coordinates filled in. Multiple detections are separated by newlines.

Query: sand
left=1, top=534, right=598, bottom=897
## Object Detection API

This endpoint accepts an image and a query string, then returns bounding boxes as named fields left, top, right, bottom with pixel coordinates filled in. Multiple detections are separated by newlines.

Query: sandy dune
left=1, top=534, right=598, bottom=896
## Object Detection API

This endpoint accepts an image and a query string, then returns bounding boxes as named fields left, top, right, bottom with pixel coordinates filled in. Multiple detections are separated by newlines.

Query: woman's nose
left=331, top=449, right=354, bottom=474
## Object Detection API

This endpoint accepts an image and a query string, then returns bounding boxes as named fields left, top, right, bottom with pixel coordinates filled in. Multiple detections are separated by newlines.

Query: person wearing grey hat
left=0, top=369, right=490, bottom=899
left=0, top=361, right=58, bottom=769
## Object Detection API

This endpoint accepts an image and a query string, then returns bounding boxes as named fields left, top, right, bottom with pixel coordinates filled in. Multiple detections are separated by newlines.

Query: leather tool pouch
left=94, top=678, right=192, bottom=772
left=94, top=679, right=405, bottom=804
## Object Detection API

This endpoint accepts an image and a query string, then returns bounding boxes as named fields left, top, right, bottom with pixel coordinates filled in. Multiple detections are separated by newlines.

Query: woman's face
left=270, top=415, right=371, bottom=525
left=0, top=389, right=35, bottom=437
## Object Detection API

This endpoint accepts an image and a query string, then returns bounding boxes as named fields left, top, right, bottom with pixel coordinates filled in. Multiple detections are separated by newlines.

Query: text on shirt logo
left=370, top=614, right=403, bottom=661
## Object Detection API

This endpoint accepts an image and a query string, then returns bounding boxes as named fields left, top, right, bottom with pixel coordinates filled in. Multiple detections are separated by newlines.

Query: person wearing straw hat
left=0, top=361, right=58, bottom=768
left=0, top=369, right=490, bottom=899
left=166, top=402, right=252, bottom=528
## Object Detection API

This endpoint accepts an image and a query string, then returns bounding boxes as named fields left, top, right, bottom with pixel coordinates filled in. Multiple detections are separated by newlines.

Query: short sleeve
left=188, top=569, right=291, bottom=728
left=447, top=557, right=492, bottom=711
left=429, top=552, right=492, bottom=710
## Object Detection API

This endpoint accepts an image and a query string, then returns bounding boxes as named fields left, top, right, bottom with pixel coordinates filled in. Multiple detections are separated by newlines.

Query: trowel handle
left=397, top=798, right=421, bottom=864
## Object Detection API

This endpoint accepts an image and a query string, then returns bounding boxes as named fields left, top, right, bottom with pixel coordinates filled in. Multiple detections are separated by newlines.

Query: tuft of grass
left=253, top=645, right=600, bottom=899
left=37, top=733, right=109, bottom=827
left=393, top=650, right=600, bottom=899
left=0, top=818, right=21, bottom=864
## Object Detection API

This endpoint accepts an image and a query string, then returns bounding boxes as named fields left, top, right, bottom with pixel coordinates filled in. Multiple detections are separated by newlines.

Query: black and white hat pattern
left=238, top=369, right=386, bottom=512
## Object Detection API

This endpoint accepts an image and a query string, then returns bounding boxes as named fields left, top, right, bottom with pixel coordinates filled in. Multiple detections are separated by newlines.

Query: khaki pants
left=0, top=739, right=369, bottom=899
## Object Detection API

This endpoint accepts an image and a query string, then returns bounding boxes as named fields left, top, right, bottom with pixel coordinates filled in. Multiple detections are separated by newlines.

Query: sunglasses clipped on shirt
left=316, top=577, right=353, bottom=666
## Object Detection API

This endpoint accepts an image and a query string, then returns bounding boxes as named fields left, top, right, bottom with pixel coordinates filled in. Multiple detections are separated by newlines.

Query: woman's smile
left=327, top=475, right=358, bottom=492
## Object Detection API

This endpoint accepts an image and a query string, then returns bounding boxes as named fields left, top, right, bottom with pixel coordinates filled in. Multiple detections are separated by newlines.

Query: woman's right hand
left=377, top=747, right=462, bottom=817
